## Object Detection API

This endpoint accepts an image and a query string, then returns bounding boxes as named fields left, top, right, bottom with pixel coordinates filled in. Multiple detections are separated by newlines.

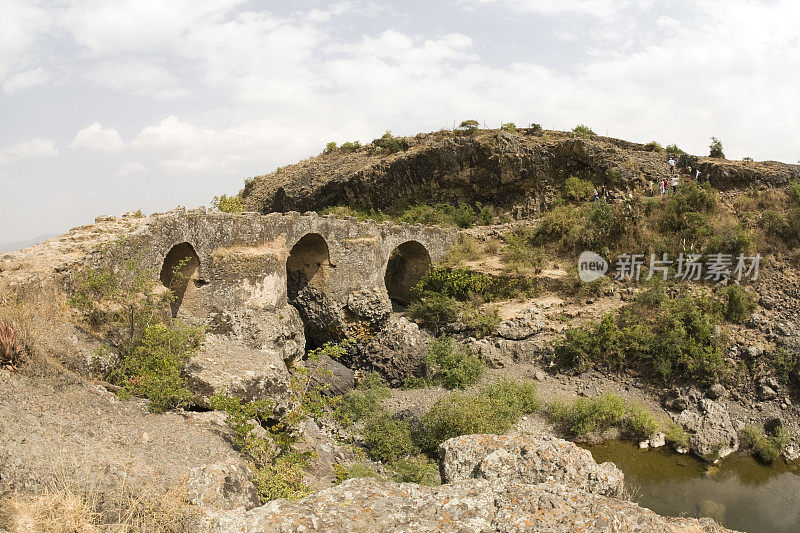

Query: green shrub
left=773, top=347, right=800, bottom=384
left=406, top=292, right=460, bottom=328
left=621, top=404, right=659, bottom=441
left=500, top=122, right=517, bottom=133
left=336, top=372, right=391, bottom=425
left=414, top=267, right=493, bottom=301
left=664, top=422, right=690, bottom=449
left=665, top=144, right=686, bottom=155
left=563, top=176, right=595, bottom=203
left=458, top=119, right=479, bottom=133
left=339, top=141, right=361, bottom=152
left=111, top=321, right=203, bottom=412
left=399, top=202, right=478, bottom=228
left=720, top=284, right=755, bottom=324
left=413, top=379, right=540, bottom=454
left=252, top=451, right=312, bottom=501
left=644, top=141, right=664, bottom=153
left=211, top=194, right=244, bottom=213
left=424, top=337, right=485, bottom=389
left=546, top=393, right=627, bottom=436
left=372, top=131, right=409, bottom=154
left=529, top=123, right=543, bottom=134
left=740, top=424, right=790, bottom=464
left=572, top=124, right=595, bottom=137
left=790, top=180, right=800, bottom=205
left=362, top=413, right=416, bottom=463
left=462, top=308, right=500, bottom=338
left=709, top=137, right=725, bottom=158
left=324, top=141, right=337, bottom=154
left=705, top=226, right=754, bottom=256
left=392, top=455, right=440, bottom=486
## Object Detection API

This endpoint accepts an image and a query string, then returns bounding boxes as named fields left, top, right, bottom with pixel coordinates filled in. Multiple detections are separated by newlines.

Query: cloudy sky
left=1, top=0, right=799, bottom=243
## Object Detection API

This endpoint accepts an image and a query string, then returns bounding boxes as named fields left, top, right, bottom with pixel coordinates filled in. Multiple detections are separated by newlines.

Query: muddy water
left=582, top=440, right=800, bottom=533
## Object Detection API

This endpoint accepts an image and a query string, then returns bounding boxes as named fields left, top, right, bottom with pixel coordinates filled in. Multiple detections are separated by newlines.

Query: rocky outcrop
left=202, top=433, right=732, bottom=532
left=349, top=316, right=432, bottom=385
left=185, top=334, right=291, bottom=409
left=241, top=128, right=800, bottom=217
left=675, top=399, right=739, bottom=461
left=439, top=433, right=624, bottom=496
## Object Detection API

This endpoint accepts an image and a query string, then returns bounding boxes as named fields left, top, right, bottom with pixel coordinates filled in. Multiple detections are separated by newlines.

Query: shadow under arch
left=384, top=240, right=432, bottom=307
left=286, top=233, right=333, bottom=349
left=160, top=242, right=202, bottom=318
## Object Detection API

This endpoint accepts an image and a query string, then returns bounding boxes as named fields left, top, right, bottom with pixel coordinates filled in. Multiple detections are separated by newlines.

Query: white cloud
left=1, top=138, right=59, bottom=160
left=0, top=1, right=51, bottom=80
left=459, top=0, right=631, bottom=18
left=2, top=67, right=51, bottom=93
left=86, top=59, right=188, bottom=99
left=117, top=162, right=147, bottom=175
left=70, top=122, right=125, bottom=153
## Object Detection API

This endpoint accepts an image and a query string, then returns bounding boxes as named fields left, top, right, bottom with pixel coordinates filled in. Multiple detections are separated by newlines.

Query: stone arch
left=286, top=233, right=330, bottom=299
left=160, top=242, right=202, bottom=318
left=384, top=241, right=432, bottom=306
left=286, top=233, right=334, bottom=349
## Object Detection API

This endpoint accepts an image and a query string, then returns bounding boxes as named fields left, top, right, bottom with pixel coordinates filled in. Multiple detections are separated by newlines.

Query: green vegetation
left=709, top=137, right=725, bottom=158
left=563, top=175, right=595, bottom=203
left=319, top=201, right=493, bottom=229
left=529, top=123, right=543, bottom=134
left=572, top=124, right=595, bottom=137
left=772, top=347, right=800, bottom=385
left=71, top=257, right=205, bottom=412
left=500, top=122, right=518, bottom=133
left=555, top=287, right=730, bottom=386
left=407, top=266, right=535, bottom=332
left=665, top=144, right=686, bottom=155
left=391, top=455, right=440, bottom=485
left=324, top=141, right=337, bottom=154
left=740, top=424, right=791, bottom=464
left=340, top=140, right=362, bottom=152
left=644, top=141, right=664, bottom=153
left=336, top=372, right=392, bottom=425
left=372, top=131, right=409, bottom=154
left=720, top=284, right=755, bottom=324
left=458, top=119, right=479, bottom=134
left=211, top=194, right=244, bottom=214
left=546, top=393, right=662, bottom=443
left=413, top=379, right=541, bottom=454
left=422, top=337, right=485, bottom=390
left=664, top=422, right=691, bottom=449
left=211, top=342, right=347, bottom=502
left=333, top=462, right=376, bottom=485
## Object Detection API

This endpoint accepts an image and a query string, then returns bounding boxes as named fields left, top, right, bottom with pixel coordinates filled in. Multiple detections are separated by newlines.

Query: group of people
left=588, top=156, right=706, bottom=202
left=653, top=157, right=703, bottom=196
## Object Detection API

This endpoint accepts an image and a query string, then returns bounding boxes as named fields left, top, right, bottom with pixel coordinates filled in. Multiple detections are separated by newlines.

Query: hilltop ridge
left=240, top=128, right=800, bottom=217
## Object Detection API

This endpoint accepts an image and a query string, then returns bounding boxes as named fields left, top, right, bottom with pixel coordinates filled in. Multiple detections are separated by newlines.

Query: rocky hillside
left=241, top=128, right=800, bottom=217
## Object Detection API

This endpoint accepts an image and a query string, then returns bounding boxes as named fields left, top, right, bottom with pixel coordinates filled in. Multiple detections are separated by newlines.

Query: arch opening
left=286, top=233, right=333, bottom=349
left=160, top=242, right=202, bottom=318
left=384, top=241, right=432, bottom=308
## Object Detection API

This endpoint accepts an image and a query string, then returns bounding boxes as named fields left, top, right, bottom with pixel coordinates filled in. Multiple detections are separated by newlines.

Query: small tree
left=572, top=124, right=595, bottom=137
left=211, top=194, right=244, bottom=214
left=709, top=137, right=725, bottom=158
left=458, top=120, right=479, bottom=134
left=500, top=122, right=517, bottom=133
left=665, top=144, right=686, bottom=155
left=529, top=123, right=543, bottom=134
left=324, top=142, right=338, bottom=154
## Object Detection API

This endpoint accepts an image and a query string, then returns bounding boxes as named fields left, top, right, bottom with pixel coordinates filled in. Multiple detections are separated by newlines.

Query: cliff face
left=241, top=129, right=800, bottom=217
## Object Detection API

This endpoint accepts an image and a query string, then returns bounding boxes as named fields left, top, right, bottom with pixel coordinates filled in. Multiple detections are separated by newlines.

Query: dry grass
left=0, top=471, right=198, bottom=533
left=0, top=282, right=81, bottom=374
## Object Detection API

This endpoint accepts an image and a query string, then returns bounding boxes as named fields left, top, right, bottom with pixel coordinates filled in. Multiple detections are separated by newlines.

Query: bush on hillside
left=423, top=337, right=485, bottom=390
left=665, top=144, right=685, bottom=155
left=572, top=124, right=595, bottom=137
left=211, top=194, right=244, bottom=214
left=563, top=175, right=595, bottom=203
left=644, top=141, right=664, bottom=153
left=709, top=137, right=725, bottom=158
left=720, top=284, right=755, bottom=324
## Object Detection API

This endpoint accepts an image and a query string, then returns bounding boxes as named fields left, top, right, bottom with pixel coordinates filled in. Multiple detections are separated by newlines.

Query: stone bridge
left=100, top=207, right=458, bottom=367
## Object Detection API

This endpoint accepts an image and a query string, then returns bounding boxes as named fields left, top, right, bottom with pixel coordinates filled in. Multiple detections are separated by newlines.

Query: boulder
left=186, top=460, right=260, bottom=510
left=706, top=383, right=727, bottom=400
left=202, top=478, right=731, bottom=532
left=351, top=316, right=431, bottom=385
left=438, top=433, right=624, bottom=496
left=308, top=354, right=354, bottom=396
left=468, top=338, right=510, bottom=368
left=186, top=334, right=290, bottom=410
left=496, top=313, right=542, bottom=340
left=676, top=399, right=739, bottom=461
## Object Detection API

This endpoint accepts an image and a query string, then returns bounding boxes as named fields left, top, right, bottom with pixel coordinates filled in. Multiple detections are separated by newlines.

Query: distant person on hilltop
left=696, top=168, right=702, bottom=184
left=668, top=156, right=676, bottom=174
left=593, top=187, right=599, bottom=202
